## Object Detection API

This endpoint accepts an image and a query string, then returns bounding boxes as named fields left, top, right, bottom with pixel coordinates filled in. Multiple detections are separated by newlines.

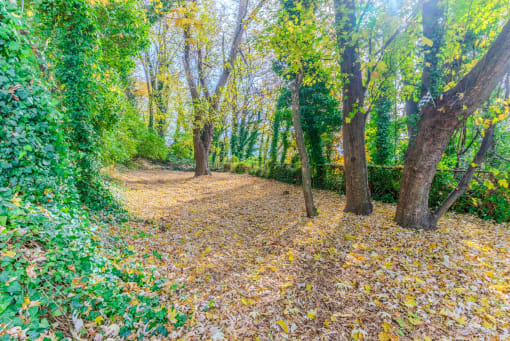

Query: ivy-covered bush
left=0, top=2, right=77, bottom=206
left=0, top=201, right=187, bottom=340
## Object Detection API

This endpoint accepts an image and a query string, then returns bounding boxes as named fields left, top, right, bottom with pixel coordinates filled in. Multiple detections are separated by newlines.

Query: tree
left=267, top=0, right=333, bottom=217
left=274, top=77, right=341, bottom=185
left=333, top=0, right=372, bottom=215
left=396, top=20, right=510, bottom=229
left=179, top=0, right=263, bottom=176
left=291, top=72, right=317, bottom=217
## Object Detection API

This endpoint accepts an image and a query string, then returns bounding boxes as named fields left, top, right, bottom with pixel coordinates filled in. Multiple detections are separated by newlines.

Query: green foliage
left=35, top=0, right=102, bottom=206
left=170, top=132, right=194, bottom=160
left=100, top=105, right=160, bottom=165
left=0, top=4, right=187, bottom=339
left=369, top=90, right=394, bottom=166
left=0, top=200, right=187, bottom=340
left=137, top=130, right=169, bottom=161
left=0, top=2, right=77, bottom=206
left=274, top=77, right=341, bottom=185
left=95, top=0, right=149, bottom=87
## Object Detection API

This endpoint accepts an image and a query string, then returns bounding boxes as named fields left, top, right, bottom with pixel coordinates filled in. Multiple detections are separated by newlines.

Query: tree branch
left=433, top=124, right=495, bottom=223
left=438, top=20, right=510, bottom=118
left=182, top=26, right=199, bottom=101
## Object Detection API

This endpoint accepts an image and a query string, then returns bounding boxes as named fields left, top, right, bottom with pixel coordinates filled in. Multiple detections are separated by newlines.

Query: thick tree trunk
left=334, top=0, right=372, bottom=215
left=193, top=122, right=213, bottom=176
left=395, top=110, right=459, bottom=229
left=291, top=72, right=317, bottom=218
left=396, top=20, right=510, bottom=229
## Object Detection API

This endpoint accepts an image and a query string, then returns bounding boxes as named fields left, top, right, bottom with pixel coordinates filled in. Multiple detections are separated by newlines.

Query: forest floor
left=110, top=169, right=509, bottom=340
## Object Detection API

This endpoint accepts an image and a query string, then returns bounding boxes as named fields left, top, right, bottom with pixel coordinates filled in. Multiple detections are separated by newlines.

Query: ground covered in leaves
left=111, top=169, right=510, bottom=340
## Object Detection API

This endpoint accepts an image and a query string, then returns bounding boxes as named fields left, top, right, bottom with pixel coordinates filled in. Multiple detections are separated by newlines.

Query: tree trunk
left=291, top=72, right=317, bottom=218
left=396, top=20, right=510, bottom=229
left=193, top=122, right=213, bottom=176
left=395, top=110, right=459, bottom=229
left=334, top=0, right=372, bottom=215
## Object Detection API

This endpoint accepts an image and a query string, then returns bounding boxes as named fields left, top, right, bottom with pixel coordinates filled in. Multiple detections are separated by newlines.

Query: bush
left=0, top=4, right=77, bottom=206
left=0, top=200, right=187, bottom=340
left=100, top=106, right=147, bottom=165
left=137, top=130, right=168, bottom=161
left=268, top=164, right=301, bottom=184
left=368, top=166, right=401, bottom=203
left=169, top=133, right=194, bottom=160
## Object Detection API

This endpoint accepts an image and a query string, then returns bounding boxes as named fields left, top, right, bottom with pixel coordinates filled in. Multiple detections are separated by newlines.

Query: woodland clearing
left=110, top=169, right=510, bottom=340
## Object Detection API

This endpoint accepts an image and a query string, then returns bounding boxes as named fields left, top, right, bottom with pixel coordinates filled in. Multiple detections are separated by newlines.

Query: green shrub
left=233, top=162, right=249, bottom=174
left=368, top=166, right=401, bottom=203
left=102, top=128, right=138, bottom=165
left=100, top=106, right=147, bottom=165
left=137, top=130, right=168, bottom=161
left=0, top=199, right=187, bottom=340
left=249, top=167, right=261, bottom=176
left=0, top=4, right=77, bottom=206
left=170, top=133, right=194, bottom=160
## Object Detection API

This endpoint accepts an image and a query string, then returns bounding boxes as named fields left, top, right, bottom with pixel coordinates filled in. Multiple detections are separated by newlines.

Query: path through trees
left=112, top=169, right=510, bottom=340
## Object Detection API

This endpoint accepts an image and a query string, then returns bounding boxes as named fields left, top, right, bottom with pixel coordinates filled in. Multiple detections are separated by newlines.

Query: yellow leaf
left=306, top=283, right=313, bottom=292
left=95, top=315, right=104, bottom=326
left=276, top=320, right=289, bottom=333
left=364, top=284, right=370, bottom=294
left=306, top=309, right=316, bottom=319
left=379, top=332, right=391, bottom=341
left=423, top=36, right=434, bottom=47
left=381, top=322, right=392, bottom=332
left=404, top=296, right=416, bottom=307
left=11, top=193, right=21, bottom=207
left=167, top=309, right=177, bottom=324
left=2, top=250, right=15, bottom=258
left=288, top=251, right=294, bottom=262
left=482, top=320, right=494, bottom=329
left=240, top=298, right=255, bottom=306
left=498, top=179, right=508, bottom=189
left=456, top=315, right=466, bottom=325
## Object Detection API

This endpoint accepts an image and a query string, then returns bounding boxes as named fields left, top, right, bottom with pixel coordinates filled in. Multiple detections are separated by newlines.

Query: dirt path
left=111, top=170, right=509, bottom=340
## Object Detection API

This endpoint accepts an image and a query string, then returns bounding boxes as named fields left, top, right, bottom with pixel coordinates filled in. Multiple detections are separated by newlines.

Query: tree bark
left=291, top=72, right=317, bottom=218
left=396, top=20, right=510, bottom=229
left=193, top=122, right=213, bottom=176
left=334, top=0, right=373, bottom=215
left=141, top=52, right=154, bottom=130
left=405, top=0, right=445, bottom=159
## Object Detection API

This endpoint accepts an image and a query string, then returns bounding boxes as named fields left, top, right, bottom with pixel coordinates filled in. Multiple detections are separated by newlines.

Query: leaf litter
left=110, top=169, right=510, bottom=340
